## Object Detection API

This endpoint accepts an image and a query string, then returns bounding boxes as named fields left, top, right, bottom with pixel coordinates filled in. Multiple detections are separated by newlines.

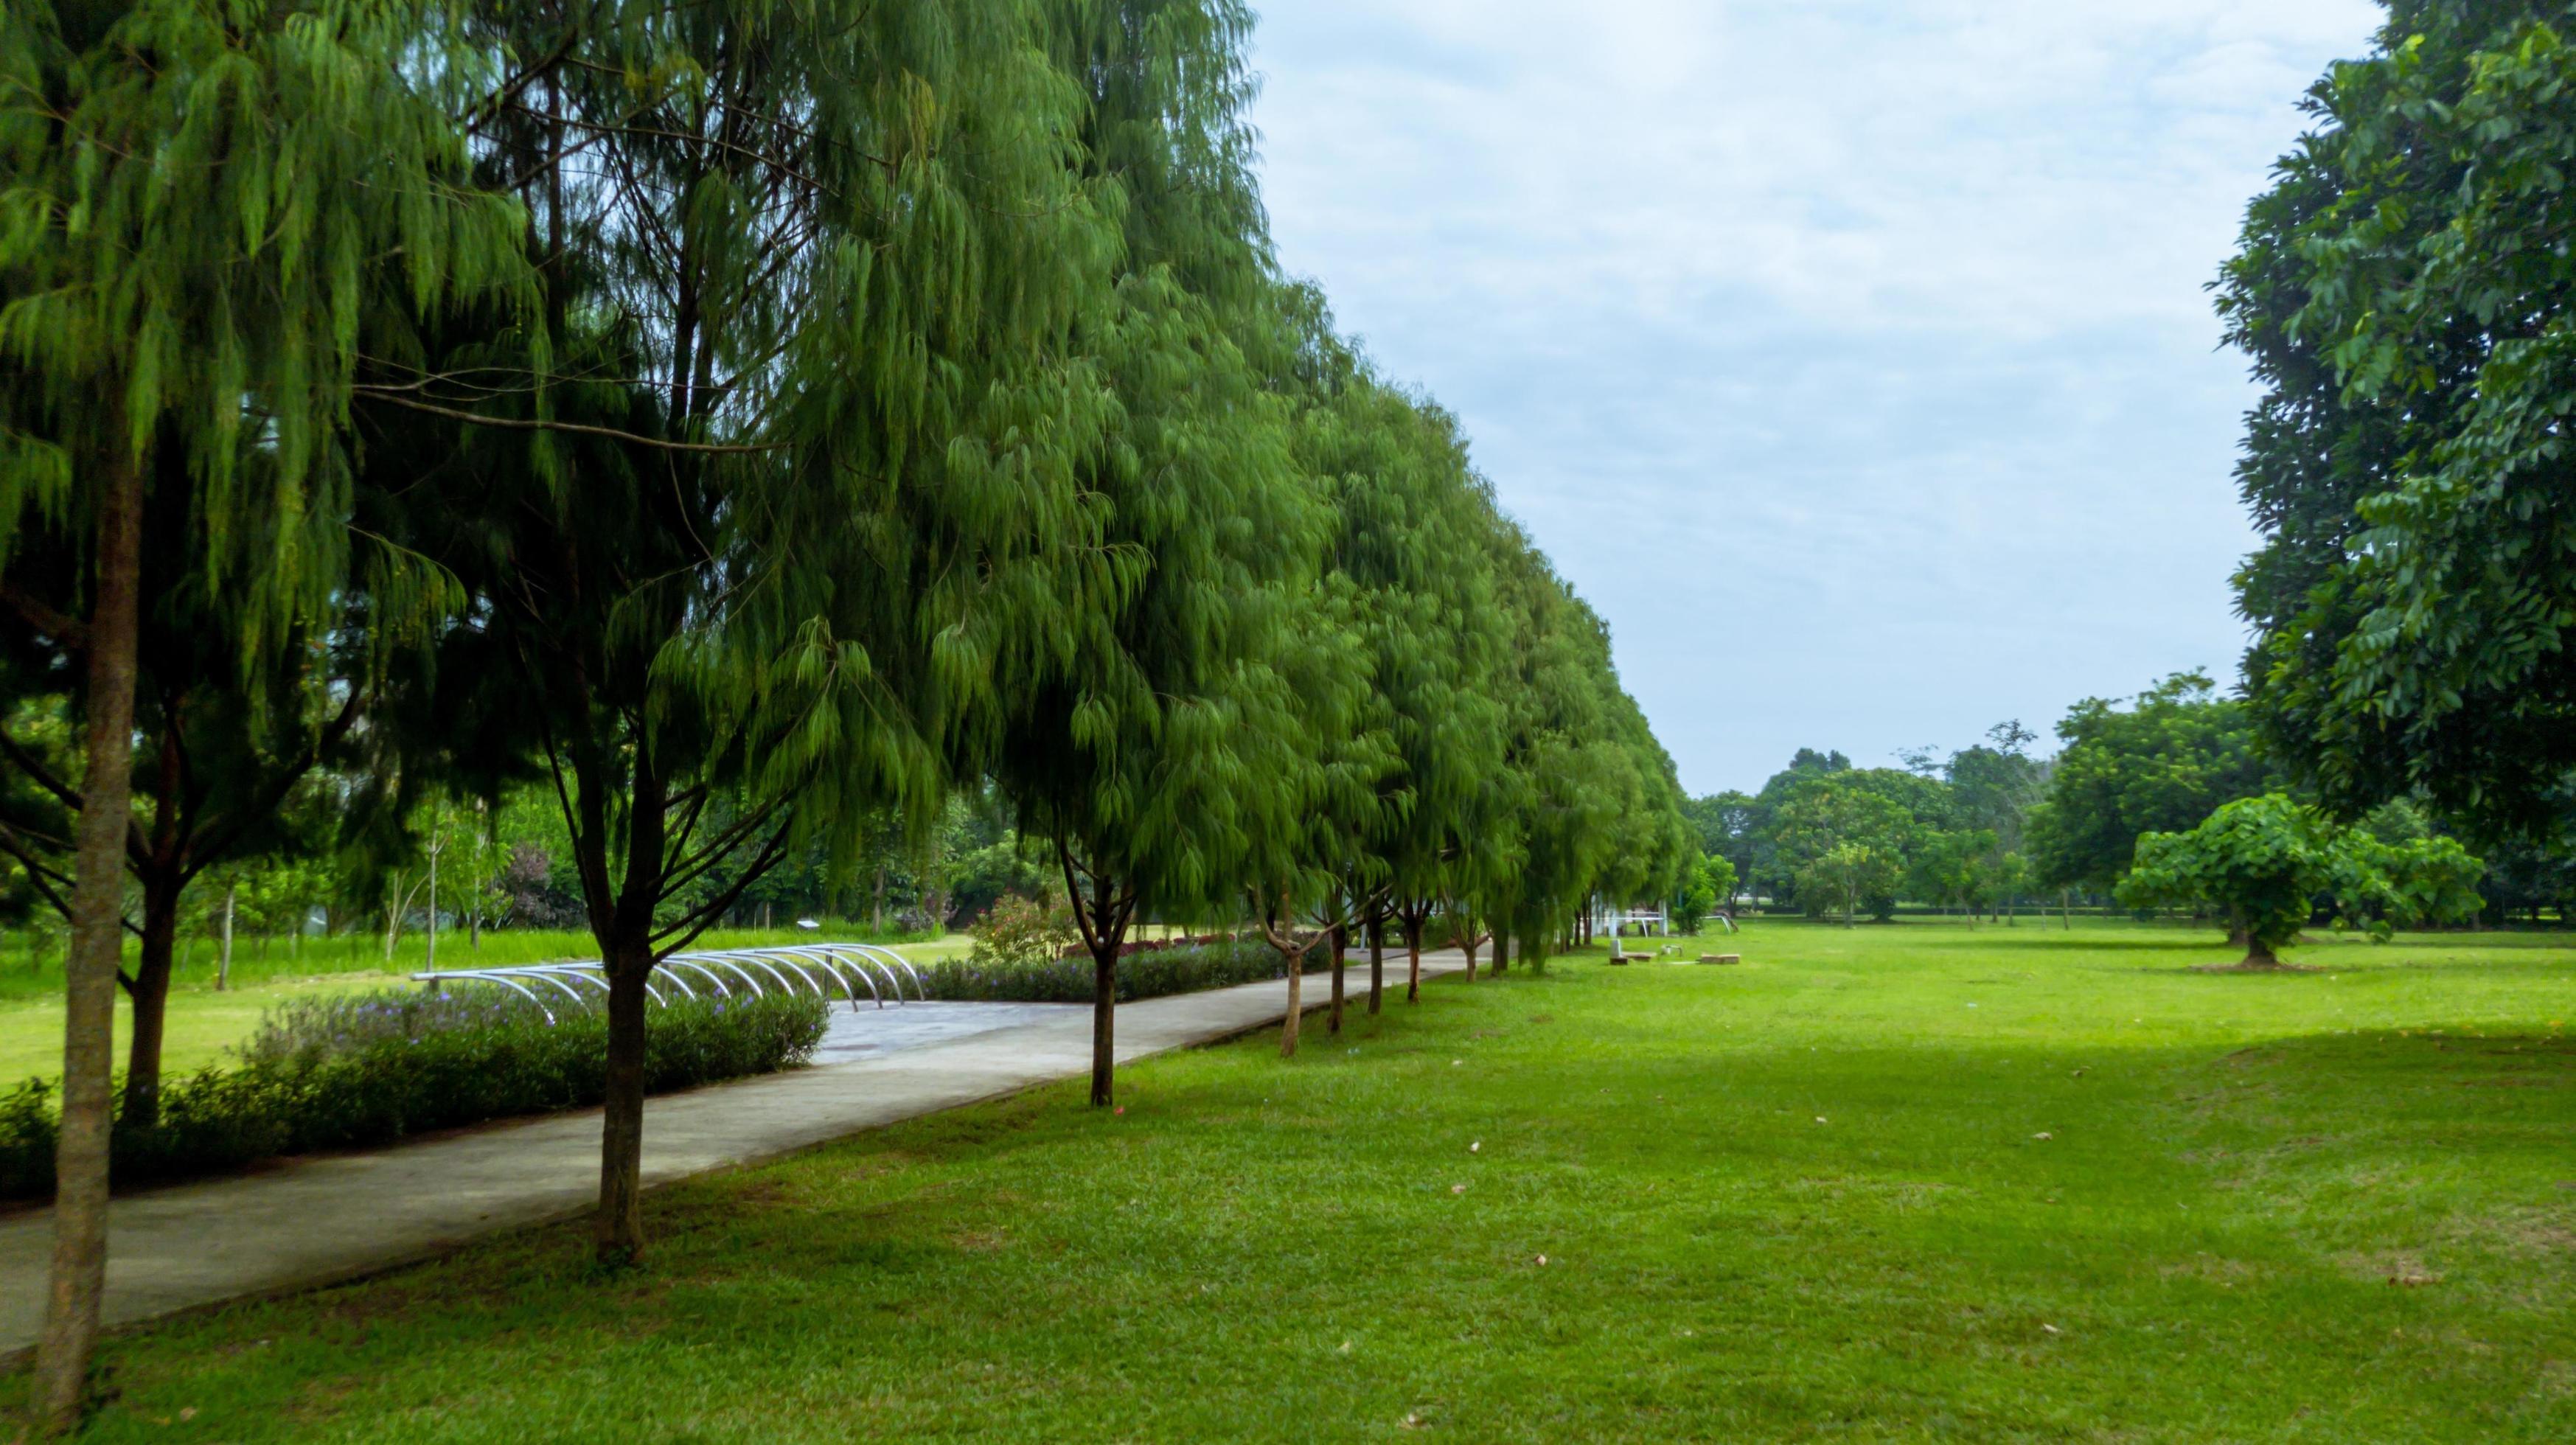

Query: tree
left=2024, top=672, right=2274, bottom=896
left=2219, top=0, right=2576, bottom=838
left=1774, top=780, right=1914, bottom=925
left=1907, top=828, right=2002, bottom=924
left=2119, top=796, right=2341, bottom=966
left=1, top=0, right=526, bottom=1424
left=1800, top=843, right=1896, bottom=929
left=368, top=0, right=1120, bottom=1264
left=2117, top=793, right=2481, bottom=964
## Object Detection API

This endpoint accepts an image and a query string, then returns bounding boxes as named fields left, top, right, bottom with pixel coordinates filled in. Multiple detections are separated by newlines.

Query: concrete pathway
left=0, top=950, right=1466, bottom=1354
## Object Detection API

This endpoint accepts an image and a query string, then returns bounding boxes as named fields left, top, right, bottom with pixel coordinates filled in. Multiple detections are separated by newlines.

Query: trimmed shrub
left=0, top=987, right=826, bottom=1202
left=917, top=936, right=1290, bottom=1003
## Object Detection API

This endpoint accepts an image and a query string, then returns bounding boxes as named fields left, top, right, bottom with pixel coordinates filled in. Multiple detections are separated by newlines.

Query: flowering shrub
left=920, top=936, right=1287, bottom=1003
left=0, top=986, right=825, bottom=1202
left=969, top=894, right=1082, bottom=969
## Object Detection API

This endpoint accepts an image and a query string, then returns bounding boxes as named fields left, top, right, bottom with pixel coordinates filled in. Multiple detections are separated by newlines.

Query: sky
left=1244, top=0, right=2386, bottom=796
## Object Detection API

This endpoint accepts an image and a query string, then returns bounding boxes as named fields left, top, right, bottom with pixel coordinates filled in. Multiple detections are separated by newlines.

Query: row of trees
left=1685, top=667, right=2535, bottom=942
left=1688, top=723, right=2050, bottom=927
left=0, top=0, right=1686, bottom=1429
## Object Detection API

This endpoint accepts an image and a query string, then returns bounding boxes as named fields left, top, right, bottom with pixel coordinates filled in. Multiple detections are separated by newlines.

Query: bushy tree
left=2119, top=793, right=2484, bottom=964
left=2025, top=672, right=2274, bottom=896
left=2219, top=0, right=2576, bottom=837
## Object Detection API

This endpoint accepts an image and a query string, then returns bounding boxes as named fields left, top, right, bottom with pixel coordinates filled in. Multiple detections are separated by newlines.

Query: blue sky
left=1245, top=0, right=2384, bottom=795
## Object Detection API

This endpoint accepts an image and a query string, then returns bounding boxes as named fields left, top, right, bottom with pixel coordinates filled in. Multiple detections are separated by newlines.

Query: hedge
left=0, top=987, right=826, bottom=1202
left=921, top=936, right=1303, bottom=1003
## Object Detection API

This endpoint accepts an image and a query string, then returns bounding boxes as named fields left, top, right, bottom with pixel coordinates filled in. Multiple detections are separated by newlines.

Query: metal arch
left=523, top=963, right=612, bottom=997
left=845, top=943, right=927, bottom=1002
left=659, top=956, right=731, bottom=999
left=789, top=945, right=892, bottom=1009
left=711, top=949, right=816, bottom=1001
left=497, top=966, right=594, bottom=1007
left=824, top=944, right=907, bottom=1004
left=416, top=969, right=557, bottom=1023
left=672, top=952, right=770, bottom=999
left=770, top=945, right=877, bottom=1009
left=761, top=950, right=840, bottom=1003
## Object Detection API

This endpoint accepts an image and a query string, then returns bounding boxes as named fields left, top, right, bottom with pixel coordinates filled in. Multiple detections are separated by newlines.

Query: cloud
left=1247, top=0, right=2382, bottom=790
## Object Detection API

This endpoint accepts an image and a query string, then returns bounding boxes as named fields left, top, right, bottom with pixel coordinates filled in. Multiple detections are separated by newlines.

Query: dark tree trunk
left=587, top=742, right=667, bottom=1268
left=1402, top=912, right=1423, bottom=1003
left=594, top=936, right=652, bottom=1264
left=1328, top=920, right=1346, bottom=1035
left=119, top=876, right=183, bottom=1127
left=1059, top=843, right=1133, bottom=1107
left=1367, top=912, right=1384, bottom=1015
left=1461, top=913, right=1480, bottom=981
left=36, top=445, right=143, bottom=1435
left=1493, top=926, right=1509, bottom=975
left=1090, top=941, right=1117, bottom=1105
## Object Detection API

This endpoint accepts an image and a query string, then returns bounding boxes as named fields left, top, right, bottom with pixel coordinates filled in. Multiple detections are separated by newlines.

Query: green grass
left=14, top=920, right=2575, bottom=1441
left=0, top=928, right=977, bottom=1088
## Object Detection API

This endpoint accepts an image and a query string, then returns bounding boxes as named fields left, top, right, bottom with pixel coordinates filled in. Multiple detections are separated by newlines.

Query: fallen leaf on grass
left=2388, top=1273, right=2440, bottom=1287
left=1469, top=1141, right=1480, bottom=1153
left=2041, top=1323, right=2060, bottom=1335
left=1814, top=1116, right=1828, bottom=1125
left=2033, top=1132, right=2053, bottom=1141
left=1451, top=1183, right=1467, bottom=1195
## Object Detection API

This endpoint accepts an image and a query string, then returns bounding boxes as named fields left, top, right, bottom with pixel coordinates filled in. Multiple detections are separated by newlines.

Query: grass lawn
left=12, top=919, right=2573, bottom=1441
left=0, top=930, right=979, bottom=1089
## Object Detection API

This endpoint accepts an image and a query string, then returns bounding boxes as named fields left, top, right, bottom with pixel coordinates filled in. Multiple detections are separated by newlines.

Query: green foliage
left=916, top=936, right=1284, bottom=1003
left=1775, top=777, right=1916, bottom=922
left=970, top=895, right=1083, bottom=970
left=2120, top=795, right=2342, bottom=960
left=0, top=989, right=826, bottom=1199
left=2025, top=673, right=2274, bottom=894
left=2220, top=0, right=2576, bottom=835
left=2118, top=793, right=2485, bottom=960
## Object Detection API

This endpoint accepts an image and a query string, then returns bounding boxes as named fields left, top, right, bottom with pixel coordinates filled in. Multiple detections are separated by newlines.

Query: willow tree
left=1294, top=366, right=1511, bottom=1006
left=359, top=0, right=1118, bottom=1263
left=0, top=0, right=528, bottom=1427
left=995, top=0, right=1323, bottom=1105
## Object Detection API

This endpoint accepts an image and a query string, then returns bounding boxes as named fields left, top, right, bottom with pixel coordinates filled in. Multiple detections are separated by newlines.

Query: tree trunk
left=1090, top=941, right=1117, bottom=1106
left=1493, top=927, right=1509, bottom=975
left=1461, top=913, right=1480, bottom=981
left=1367, top=915, right=1383, bottom=1016
left=1403, top=914, right=1423, bottom=1004
left=217, top=884, right=236, bottom=991
left=425, top=835, right=439, bottom=972
left=382, top=871, right=405, bottom=964
left=36, top=445, right=144, bottom=1436
left=594, top=937, right=652, bottom=1264
left=1328, top=921, right=1346, bottom=1035
left=119, top=877, right=182, bottom=1127
left=1280, top=938, right=1304, bottom=1057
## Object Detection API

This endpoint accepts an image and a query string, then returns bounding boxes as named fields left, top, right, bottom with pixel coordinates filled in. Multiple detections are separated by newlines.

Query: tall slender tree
left=0, top=0, right=528, bottom=1427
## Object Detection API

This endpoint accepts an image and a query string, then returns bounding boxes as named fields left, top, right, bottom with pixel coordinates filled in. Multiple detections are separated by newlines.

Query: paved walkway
left=0, top=950, right=1465, bottom=1354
